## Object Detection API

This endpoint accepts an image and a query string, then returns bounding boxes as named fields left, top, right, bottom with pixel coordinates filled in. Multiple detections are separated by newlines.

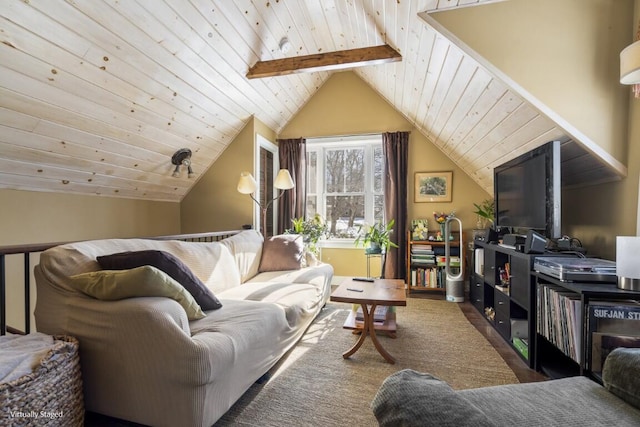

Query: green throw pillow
left=70, top=265, right=206, bottom=320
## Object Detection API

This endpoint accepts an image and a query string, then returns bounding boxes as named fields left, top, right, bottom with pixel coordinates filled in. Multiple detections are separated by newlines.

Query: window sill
left=317, top=239, right=361, bottom=249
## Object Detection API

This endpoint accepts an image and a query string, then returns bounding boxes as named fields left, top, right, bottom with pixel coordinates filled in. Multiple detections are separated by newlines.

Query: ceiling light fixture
left=171, top=148, right=194, bottom=178
left=279, top=37, right=292, bottom=54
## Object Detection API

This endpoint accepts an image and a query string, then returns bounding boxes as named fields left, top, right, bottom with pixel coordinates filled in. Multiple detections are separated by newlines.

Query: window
left=306, top=135, right=384, bottom=239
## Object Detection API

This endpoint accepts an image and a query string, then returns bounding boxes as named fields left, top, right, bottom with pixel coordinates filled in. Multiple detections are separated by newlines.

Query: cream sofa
left=34, top=230, right=333, bottom=427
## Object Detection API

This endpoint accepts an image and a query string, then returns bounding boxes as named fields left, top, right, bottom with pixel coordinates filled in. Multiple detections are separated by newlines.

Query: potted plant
left=286, top=214, right=328, bottom=256
left=473, top=199, right=495, bottom=229
left=354, top=219, right=399, bottom=254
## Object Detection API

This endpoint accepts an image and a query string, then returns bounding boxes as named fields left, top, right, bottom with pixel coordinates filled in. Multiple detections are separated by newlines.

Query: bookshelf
left=406, top=230, right=464, bottom=295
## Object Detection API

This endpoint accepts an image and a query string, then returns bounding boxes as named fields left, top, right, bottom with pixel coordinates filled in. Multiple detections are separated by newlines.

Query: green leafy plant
left=286, top=214, right=328, bottom=255
left=473, top=199, right=495, bottom=228
left=354, top=219, right=399, bottom=254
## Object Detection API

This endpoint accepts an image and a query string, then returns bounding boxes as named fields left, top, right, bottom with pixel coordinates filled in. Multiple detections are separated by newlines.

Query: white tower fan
left=445, top=216, right=465, bottom=302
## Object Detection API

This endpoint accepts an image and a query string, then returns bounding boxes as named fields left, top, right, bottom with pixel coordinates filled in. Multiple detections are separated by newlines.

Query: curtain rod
left=301, top=130, right=411, bottom=140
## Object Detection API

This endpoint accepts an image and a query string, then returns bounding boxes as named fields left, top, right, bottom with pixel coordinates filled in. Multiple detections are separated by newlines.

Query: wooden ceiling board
left=0, top=0, right=625, bottom=202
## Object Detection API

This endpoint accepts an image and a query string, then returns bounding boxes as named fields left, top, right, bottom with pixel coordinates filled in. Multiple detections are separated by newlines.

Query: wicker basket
left=0, top=335, right=84, bottom=426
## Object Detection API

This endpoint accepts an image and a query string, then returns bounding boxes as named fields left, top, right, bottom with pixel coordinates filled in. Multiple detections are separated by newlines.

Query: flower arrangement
left=433, top=211, right=455, bottom=224
left=286, top=214, right=328, bottom=255
left=354, top=219, right=399, bottom=254
left=433, top=211, right=455, bottom=241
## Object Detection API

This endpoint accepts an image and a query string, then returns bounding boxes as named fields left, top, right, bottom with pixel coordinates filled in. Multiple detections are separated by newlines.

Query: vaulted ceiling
left=0, top=0, right=627, bottom=202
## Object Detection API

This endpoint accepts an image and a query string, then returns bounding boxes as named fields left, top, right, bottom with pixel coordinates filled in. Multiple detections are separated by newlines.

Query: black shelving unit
left=471, top=241, right=538, bottom=368
left=534, top=272, right=640, bottom=381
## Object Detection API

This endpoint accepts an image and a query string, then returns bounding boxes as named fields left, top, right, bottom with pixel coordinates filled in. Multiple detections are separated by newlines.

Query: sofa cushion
left=69, top=265, right=206, bottom=320
left=371, top=369, right=493, bottom=427
left=38, top=238, right=242, bottom=297
left=458, top=375, right=640, bottom=426
left=603, top=347, right=640, bottom=410
left=220, top=230, right=263, bottom=282
left=258, top=234, right=304, bottom=273
left=97, top=250, right=222, bottom=311
left=218, top=281, right=322, bottom=327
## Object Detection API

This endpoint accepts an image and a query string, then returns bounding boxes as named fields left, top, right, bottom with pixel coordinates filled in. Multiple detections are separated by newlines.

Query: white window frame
left=306, top=134, right=383, bottom=248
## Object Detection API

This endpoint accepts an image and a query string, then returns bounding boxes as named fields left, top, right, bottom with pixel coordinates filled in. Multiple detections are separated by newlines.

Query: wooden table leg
left=342, top=303, right=370, bottom=359
left=366, top=304, right=396, bottom=364
left=342, top=304, right=396, bottom=364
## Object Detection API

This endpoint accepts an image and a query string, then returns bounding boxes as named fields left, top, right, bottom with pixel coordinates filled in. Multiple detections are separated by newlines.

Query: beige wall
left=180, top=116, right=276, bottom=233
left=0, top=188, right=180, bottom=332
left=434, top=0, right=633, bottom=162
left=563, top=1, right=640, bottom=257
left=321, top=248, right=382, bottom=278
left=0, top=189, right=180, bottom=245
left=183, top=72, right=488, bottom=276
left=280, top=71, right=488, bottom=276
left=435, top=0, right=639, bottom=259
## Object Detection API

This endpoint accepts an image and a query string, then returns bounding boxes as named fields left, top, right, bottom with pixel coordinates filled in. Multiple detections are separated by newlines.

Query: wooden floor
left=414, top=292, right=547, bottom=383
left=459, top=299, right=547, bottom=383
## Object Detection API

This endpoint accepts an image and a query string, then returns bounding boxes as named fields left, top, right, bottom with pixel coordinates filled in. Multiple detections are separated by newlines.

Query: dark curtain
left=277, top=138, right=306, bottom=234
left=382, top=131, right=409, bottom=279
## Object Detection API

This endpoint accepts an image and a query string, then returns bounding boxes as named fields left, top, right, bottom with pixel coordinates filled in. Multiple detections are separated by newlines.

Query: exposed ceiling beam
left=246, top=44, right=401, bottom=79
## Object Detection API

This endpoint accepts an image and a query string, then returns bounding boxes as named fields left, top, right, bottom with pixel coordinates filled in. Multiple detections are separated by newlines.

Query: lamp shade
left=620, top=40, right=640, bottom=85
left=237, top=172, right=257, bottom=194
left=274, top=169, right=295, bottom=190
left=617, top=236, right=640, bottom=291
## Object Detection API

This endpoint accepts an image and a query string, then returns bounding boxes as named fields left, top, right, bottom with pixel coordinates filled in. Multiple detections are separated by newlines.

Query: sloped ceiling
left=0, top=0, right=626, bottom=202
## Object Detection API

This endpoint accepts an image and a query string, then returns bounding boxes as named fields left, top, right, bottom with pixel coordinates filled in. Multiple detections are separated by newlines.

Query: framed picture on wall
left=414, top=171, right=452, bottom=203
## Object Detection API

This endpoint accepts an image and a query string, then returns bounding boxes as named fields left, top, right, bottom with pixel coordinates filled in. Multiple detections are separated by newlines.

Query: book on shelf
left=411, top=247, right=434, bottom=254
left=411, top=261, right=435, bottom=268
left=411, top=254, right=435, bottom=260
left=436, top=256, right=460, bottom=267
left=412, top=243, right=433, bottom=250
left=410, top=267, right=445, bottom=288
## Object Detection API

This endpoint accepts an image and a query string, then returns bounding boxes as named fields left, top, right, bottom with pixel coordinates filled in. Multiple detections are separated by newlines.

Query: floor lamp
left=620, top=37, right=640, bottom=97
left=237, top=169, right=295, bottom=237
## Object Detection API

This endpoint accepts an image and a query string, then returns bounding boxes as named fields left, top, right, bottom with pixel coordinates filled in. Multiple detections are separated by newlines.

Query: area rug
left=216, top=298, right=519, bottom=426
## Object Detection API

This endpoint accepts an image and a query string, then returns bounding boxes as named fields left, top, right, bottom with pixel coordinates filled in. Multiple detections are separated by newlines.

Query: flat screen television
left=493, top=140, right=561, bottom=239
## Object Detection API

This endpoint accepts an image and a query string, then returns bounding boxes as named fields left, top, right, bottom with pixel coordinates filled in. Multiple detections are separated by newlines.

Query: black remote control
left=352, top=277, right=375, bottom=282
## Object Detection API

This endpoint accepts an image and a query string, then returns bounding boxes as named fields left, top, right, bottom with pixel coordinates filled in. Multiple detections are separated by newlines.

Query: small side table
left=330, top=278, right=406, bottom=363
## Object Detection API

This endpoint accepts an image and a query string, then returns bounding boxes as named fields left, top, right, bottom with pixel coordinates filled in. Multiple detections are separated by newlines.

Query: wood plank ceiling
left=0, top=0, right=626, bottom=202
